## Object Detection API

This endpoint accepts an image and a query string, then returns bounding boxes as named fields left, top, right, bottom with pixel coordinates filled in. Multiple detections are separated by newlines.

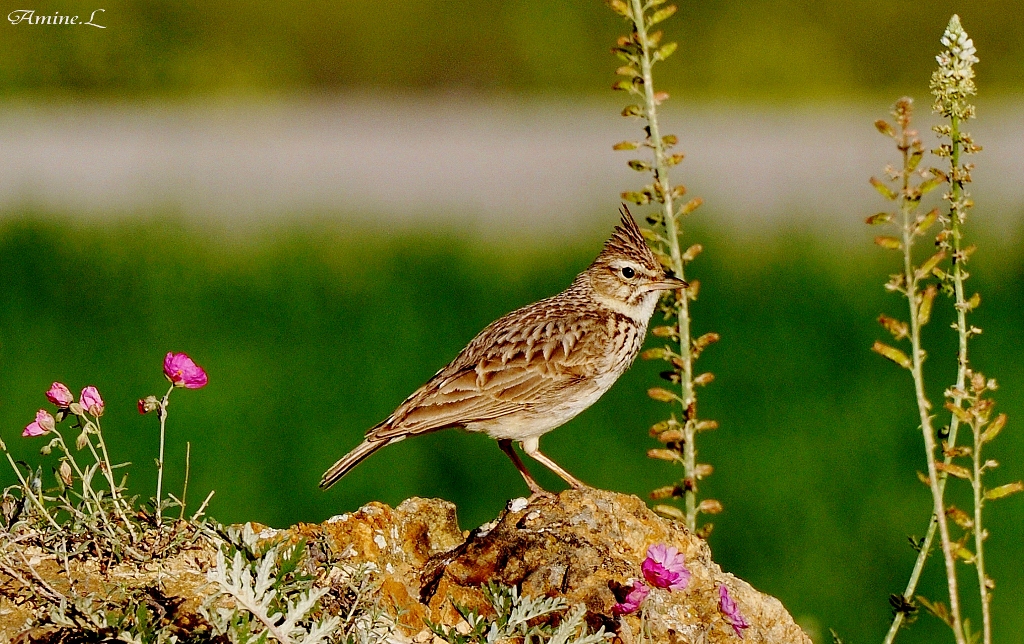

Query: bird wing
left=369, top=306, right=607, bottom=440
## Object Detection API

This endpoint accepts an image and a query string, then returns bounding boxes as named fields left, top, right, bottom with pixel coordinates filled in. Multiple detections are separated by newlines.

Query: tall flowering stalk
left=928, top=16, right=1023, bottom=644
left=872, top=16, right=1021, bottom=644
left=870, top=97, right=964, bottom=644
left=140, top=352, right=209, bottom=526
left=607, top=0, right=720, bottom=535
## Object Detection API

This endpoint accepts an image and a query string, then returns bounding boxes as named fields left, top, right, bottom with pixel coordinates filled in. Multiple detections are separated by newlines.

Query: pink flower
left=612, top=580, right=650, bottom=615
left=23, top=410, right=55, bottom=437
left=719, top=585, right=750, bottom=638
left=642, top=544, right=690, bottom=591
left=163, top=352, right=208, bottom=389
left=80, top=386, right=104, bottom=416
left=46, top=382, right=73, bottom=407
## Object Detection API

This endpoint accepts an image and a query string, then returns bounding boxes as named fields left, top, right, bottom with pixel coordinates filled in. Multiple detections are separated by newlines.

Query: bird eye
left=621, top=266, right=636, bottom=279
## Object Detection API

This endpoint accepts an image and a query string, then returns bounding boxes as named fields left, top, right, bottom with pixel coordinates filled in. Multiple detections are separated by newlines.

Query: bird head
left=586, top=207, right=687, bottom=318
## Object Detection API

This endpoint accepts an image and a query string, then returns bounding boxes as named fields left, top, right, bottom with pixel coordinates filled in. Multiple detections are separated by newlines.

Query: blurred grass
left=1, top=0, right=1022, bottom=100
left=1, top=214, right=1022, bottom=641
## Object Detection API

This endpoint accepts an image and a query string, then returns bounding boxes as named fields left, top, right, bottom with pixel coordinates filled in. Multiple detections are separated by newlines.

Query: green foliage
left=201, top=524, right=346, bottom=644
left=427, top=581, right=609, bottom=644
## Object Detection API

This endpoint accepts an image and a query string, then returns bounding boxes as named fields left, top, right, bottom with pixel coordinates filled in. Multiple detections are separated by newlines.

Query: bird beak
left=648, top=274, right=688, bottom=291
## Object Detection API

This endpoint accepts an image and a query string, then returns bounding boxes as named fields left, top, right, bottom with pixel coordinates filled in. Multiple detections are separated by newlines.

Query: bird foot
left=526, top=489, right=557, bottom=503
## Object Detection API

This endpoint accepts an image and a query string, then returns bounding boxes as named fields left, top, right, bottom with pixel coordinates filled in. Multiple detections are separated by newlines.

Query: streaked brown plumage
left=320, top=208, right=685, bottom=496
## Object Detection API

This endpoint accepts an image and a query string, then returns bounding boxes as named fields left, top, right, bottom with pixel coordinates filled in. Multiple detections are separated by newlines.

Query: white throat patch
left=590, top=289, right=658, bottom=324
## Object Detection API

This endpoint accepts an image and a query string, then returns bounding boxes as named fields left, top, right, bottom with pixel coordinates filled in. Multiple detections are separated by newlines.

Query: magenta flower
left=612, top=580, right=650, bottom=615
left=24, top=409, right=55, bottom=437
left=80, top=386, right=105, bottom=417
left=719, top=585, right=750, bottom=638
left=641, top=544, right=690, bottom=591
left=46, top=382, right=74, bottom=407
left=163, top=352, right=208, bottom=389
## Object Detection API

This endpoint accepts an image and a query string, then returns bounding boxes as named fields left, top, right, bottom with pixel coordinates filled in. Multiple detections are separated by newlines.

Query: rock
left=0, top=489, right=809, bottom=643
left=419, top=488, right=810, bottom=644
left=297, top=496, right=466, bottom=627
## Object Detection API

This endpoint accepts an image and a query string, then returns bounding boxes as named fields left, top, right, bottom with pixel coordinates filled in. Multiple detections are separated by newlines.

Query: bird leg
left=498, top=439, right=554, bottom=499
left=521, top=436, right=587, bottom=490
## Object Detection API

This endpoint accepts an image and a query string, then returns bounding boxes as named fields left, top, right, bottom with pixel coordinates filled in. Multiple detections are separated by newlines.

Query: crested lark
left=320, top=209, right=685, bottom=496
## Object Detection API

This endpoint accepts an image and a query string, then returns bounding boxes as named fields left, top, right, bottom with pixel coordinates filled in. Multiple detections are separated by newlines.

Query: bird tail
left=319, top=438, right=389, bottom=490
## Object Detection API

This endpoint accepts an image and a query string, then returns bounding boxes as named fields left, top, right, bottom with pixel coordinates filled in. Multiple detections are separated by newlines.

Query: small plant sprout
left=607, top=0, right=721, bottom=536
left=871, top=15, right=1021, bottom=644
left=139, top=351, right=208, bottom=526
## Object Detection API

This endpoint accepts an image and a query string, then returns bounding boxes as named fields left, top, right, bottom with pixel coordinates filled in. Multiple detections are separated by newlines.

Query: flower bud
left=649, top=420, right=671, bottom=436
left=682, top=244, right=703, bottom=262
left=698, top=499, right=724, bottom=514
left=652, top=325, right=676, bottom=338
left=46, top=382, right=74, bottom=407
left=23, top=410, right=54, bottom=437
left=657, top=429, right=684, bottom=443
left=80, top=386, right=104, bottom=417
left=59, top=460, right=74, bottom=487
left=647, top=387, right=677, bottom=403
left=641, top=348, right=667, bottom=361
left=693, top=372, right=715, bottom=387
left=650, top=485, right=682, bottom=500
left=37, top=410, right=55, bottom=433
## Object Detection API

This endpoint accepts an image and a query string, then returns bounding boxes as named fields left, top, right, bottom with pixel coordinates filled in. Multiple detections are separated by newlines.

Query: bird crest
left=596, top=205, right=659, bottom=269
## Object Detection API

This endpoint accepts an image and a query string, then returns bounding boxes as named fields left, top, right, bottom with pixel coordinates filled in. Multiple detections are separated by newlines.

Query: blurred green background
left=1, top=0, right=1022, bottom=99
left=2, top=0, right=1023, bottom=643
